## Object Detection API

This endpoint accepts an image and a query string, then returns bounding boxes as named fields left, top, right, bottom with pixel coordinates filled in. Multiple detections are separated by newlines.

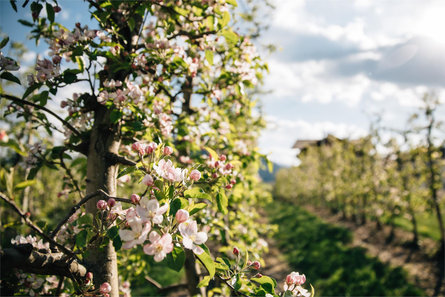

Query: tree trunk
left=85, top=105, right=120, bottom=297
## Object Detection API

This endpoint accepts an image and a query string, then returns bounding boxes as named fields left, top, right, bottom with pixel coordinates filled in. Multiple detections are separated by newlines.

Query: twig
left=0, top=192, right=76, bottom=257
left=56, top=276, right=65, bottom=296
left=105, top=152, right=137, bottom=166
left=98, top=189, right=134, bottom=204
left=194, top=254, right=250, bottom=297
left=145, top=275, right=162, bottom=289
left=0, top=93, right=82, bottom=137
left=51, top=191, right=101, bottom=238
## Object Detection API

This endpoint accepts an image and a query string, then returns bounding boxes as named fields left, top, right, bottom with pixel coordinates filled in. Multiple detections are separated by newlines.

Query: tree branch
left=51, top=191, right=101, bottom=238
left=0, top=93, right=82, bottom=138
left=1, top=244, right=87, bottom=279
left=0, top=192, right=76, bottom=257
left=105, top=152, right=137, bottom=166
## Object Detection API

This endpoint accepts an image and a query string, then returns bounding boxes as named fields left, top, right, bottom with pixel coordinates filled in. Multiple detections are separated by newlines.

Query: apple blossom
left=189, top=169, right=201, bottom=181
left=175, top=209, right=189, bottom=223
left=143, top=231, right=173, bottom=262
left=145, top=142, right=157, bottom=154
left=154, top=159, right=187, bottom=182
left=179, top=219, right=208, bottom=254
left=141, top=174, right=154, bottom=186
left=233, top=247, right=240, bottom=256
left=136, top=197, right=168, bottom=224
left=118, top=216, right=151, bottom=249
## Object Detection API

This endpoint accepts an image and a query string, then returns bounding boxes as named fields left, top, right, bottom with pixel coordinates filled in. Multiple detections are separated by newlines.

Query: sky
left=257, top=0, right=445, bottom=166
left=2, top=0, right=445, bottom=167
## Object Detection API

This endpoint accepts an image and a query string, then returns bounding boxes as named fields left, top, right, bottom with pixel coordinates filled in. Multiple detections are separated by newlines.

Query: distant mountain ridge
left=258, top=160, right=285, bottom=183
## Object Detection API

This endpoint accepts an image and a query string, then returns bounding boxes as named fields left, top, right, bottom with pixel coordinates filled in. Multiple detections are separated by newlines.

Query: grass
left=392, top=211, right=444, bottom=242
left=268, top=201, right=424, bottom=297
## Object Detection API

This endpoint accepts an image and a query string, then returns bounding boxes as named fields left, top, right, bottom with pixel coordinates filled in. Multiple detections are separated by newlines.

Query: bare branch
left=51, top=191, right=101, bottom=238
left=0, top=192, right=76, bottom=257
left=0, top=93, right=82, bottom=138
left=105, top=152, right=137, bottom=166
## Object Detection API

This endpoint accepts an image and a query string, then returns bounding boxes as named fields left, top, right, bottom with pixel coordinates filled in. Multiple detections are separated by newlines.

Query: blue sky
left=2, top=0, right=445, bottom=166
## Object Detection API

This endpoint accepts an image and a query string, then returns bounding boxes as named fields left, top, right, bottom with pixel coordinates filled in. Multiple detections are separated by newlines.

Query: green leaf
left=169, top=198, right=188, bottom=216
left=0, top=72, right=20, bottom=85
left=110, top=109, right=122, bottom=124
left=31, top=90, right=49, bottom=105
left=128, top=17, right=135, bottom=32
left=0, top=139, right=26, bottom=156
left=184, top=188, right=211, bottom=200
left=198, top=275, right=212, bottom=288
left=196, top=246, right=215, bottom=287
left=0, top=36, right=9, bottom=49
left=14, top=180, right=36, bottom=190
left=216, top=191, right=228, bottom=214
left=251, top=276, right=277, bottom=293
left=117, top=166, right=136, bottom=178
left=226, top=0, right=237, bottom=6
left=113, top=236, right=122, bottom=251
left=166, top=246, right=186, bottom=272
left=22, top=83, right=42, bottom=99
left=311, top=283, right=315, bottom=297
left=76, top=56, right=84, bottom=72
left=63, top=70, right=77, bottom=84
left=46, top=3, right=55, bottom=23
left=10, top=0, right=17, bottom=12
left=107, top=226, right=119, bottom=239
left=18, top=19, right=33, bottom=27
left=221, top=29, right=239, bottom=45
left=205, top=50, right=214, bottom=65
left=220, top=11, right=230, bottom=27
left=75, top=230, right=88, bottom=248
left=77, top=213, right=93, bottom=226
left=204, top=146, right=219, bottom=160
left=188, top=202, right=207, bottom=216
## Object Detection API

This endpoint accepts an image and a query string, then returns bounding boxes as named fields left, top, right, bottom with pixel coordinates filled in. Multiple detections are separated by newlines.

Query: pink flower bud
left=254, top=273, right=263, bottom=278
left=107, top=198, right=116, bottom=208
left=225, top=163, right=233, bottom=170
left=86, top=272, right=93, bottom=280
left=142, top=174, right=154, bottom=186
left=211, top=173, right=218, bottom=179
left=100, top=282, right=112, bottom=294
left=190, top=169, right=201, bottom=181
left=214, top=161, right=220, bottom=168
left=163, top=146, right=173, bottom=156
left=230, top=179, right=236, bottom=185
left=175, top=209, right=189, bottom=223
left=233, top=247, right=239, bottom=256
left=53, top=5, right=61, bottom=13
left=131, top=194, right=140, bottom=204
left=132, top=142, right=144, bottom=154
left=225, top=184, right=232, bottom=189
left=219, top=154, right=226, bottom=161
left=97, top=200, right=107, bottom=210
left=251, top=261, right=261, bottom=270
left=145, top=142, right=157, bottom=154
left=0, top=130, right=9, bottom=143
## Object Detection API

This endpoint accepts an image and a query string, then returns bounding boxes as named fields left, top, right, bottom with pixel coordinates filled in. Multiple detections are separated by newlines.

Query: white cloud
left=259, top=116, right=367, bottom=166
left=22, top=51, right=36, bottom=63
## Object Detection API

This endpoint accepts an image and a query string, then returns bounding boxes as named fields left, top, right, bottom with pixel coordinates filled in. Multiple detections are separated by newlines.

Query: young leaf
left=0, top=72, right=21, bottom=85
left=204, top=146, right=219, bottom=160
left=46, top=3, right=55, bottom=23
left=107, top=226, right=119, bottom=239
left=166, top=246, right=186, bottom=272
left=205, top=50, right=214, bottom=65
left=0, top=36, right=9, bottom=49
left=14, top=180, right=36, bottom=190
left=251, top=276, right=277, bottom=293
left=113, top=236, right=122, bottom=251
left=196, top=246, right=215, bottom=286
left=216, top=191, right=228, bottom=214
left=169, top=198, right=188, bottom=216
left=75, top=230, right=88, bottom=248
left=184, top=188, right=211, bottom=200
left=188, top=202, right=207, bottom=216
